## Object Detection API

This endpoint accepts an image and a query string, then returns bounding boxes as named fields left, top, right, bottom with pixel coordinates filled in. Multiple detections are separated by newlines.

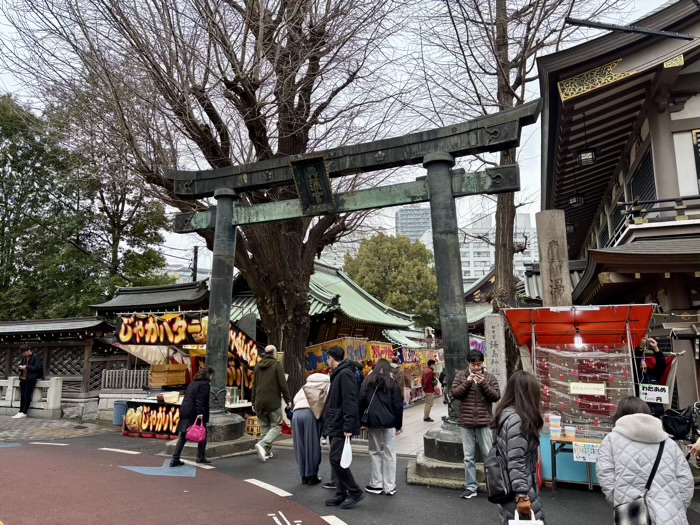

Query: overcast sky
left=0, top=0, right=668, bottom=270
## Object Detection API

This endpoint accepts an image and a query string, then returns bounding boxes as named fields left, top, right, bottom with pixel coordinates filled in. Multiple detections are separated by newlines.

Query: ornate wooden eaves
left=663, top=54, right=684, bottom=69
left=558, top=60, right=636, bottom=102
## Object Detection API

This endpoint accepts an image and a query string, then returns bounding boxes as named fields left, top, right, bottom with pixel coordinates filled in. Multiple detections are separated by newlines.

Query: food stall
left=115, top=311, right=263, bottom=438
left=503, top=304, right=658, bottom=488
left=304, top=338, right=444, bottom=404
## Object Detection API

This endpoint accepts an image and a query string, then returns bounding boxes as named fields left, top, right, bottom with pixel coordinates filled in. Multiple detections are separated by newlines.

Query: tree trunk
left=492, top=0, right=516, bottom=311
left=242, top=220, right=313, bottom=396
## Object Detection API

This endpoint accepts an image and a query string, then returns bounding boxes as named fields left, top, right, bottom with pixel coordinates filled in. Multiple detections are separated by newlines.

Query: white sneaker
left=12, top=412, right=26, bottom=419
left=255, top=442, right=268, bottom=462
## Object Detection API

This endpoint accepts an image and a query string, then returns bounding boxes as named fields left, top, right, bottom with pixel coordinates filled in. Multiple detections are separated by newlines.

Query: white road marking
left=30, top=442, right=69, bottom=446
left=278, top=511, right=291, bottom=525
left=244, top=479, right=292, bottom=497
left=98, top=448, right=141, bottom=455
left=181, top=459, right=215, bottom=469
left=321, top=517, right=348, bottom=525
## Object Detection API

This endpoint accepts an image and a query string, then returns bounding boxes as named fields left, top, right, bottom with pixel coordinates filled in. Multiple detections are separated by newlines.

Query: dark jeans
left=329, top=436, right=361, bottom=497
left=172, top=431, right=207, bottom=461
left=19, top=379, right=37, bottom=414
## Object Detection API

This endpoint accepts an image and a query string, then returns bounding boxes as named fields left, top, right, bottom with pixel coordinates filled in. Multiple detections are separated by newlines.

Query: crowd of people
left=168, top=339, right=698, bottom=524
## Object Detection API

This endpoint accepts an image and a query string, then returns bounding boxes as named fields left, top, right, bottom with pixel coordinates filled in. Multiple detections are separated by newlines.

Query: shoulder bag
left=485, top=424, right=514, bottom=504
left=361, top=386, right=378, bottom=426
left=613, top=440, right=665, bottom=525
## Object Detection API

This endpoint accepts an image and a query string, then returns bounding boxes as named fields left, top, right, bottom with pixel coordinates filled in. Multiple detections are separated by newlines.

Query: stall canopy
left=503, top=305, right=654, bottom=349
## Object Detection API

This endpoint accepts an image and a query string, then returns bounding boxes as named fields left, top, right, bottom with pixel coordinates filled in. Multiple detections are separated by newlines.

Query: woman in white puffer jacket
left=597, top=396, right=693, bottom=525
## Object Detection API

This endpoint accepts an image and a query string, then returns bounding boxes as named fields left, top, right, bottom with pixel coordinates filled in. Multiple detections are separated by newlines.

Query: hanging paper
left=569, top=382, right=606, bottom=396
left=573, top=442, right=600, bottom=463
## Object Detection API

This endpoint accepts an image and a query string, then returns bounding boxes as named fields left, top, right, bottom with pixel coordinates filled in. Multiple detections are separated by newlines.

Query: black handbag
left=361, top=386, right=378, bottom=426
left=485, top=430, right=514, bottom=504
left=613, top=440, right=665, bottom=525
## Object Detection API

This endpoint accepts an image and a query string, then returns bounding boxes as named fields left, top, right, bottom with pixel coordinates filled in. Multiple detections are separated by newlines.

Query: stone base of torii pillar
left=407, top=314, right=508, bottom=491
left=163, top=413, right=256, bottom=460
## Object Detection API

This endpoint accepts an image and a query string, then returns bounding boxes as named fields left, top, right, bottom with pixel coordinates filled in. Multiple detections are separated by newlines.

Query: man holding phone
left=451, top=350, right=500, bottom=499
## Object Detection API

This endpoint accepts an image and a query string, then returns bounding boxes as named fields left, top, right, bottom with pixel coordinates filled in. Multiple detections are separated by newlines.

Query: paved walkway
left=395, top=398, right=448, bottom=456
left=0, top=415, right=111, bottom=442
left=276, top=397, right=448, bottom=457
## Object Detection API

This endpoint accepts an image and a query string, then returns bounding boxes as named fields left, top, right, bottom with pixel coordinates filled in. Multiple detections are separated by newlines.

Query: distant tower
left=395, top=206, right=431, bottom=242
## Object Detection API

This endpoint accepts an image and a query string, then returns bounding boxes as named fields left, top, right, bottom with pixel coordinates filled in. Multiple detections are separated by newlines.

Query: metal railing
left=101, top=369, right=150, bottom=390
left=606, top=195, right=700, bottom=247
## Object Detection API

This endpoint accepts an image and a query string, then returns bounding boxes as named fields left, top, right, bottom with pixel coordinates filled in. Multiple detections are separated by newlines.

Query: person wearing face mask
left=451, top=350, right=501, bottom=500
left=633, top=337, right=667, bottom=417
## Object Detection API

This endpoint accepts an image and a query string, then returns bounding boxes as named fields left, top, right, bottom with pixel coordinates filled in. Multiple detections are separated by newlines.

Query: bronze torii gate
left=165, top=100, right=541, bottom=431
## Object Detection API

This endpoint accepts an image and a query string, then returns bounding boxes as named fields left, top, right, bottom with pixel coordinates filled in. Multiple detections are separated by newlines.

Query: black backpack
left=485, top=427, right=514, bottom=504
left=662, top=406, right=693, bottom=440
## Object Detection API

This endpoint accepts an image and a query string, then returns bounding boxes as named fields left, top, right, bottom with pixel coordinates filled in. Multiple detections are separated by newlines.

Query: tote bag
left=509, top=511, right=544, bottom=525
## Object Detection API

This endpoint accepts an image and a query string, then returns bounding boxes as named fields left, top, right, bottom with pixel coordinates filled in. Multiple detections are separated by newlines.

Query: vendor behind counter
left=633, top=336, right=667, bottom=416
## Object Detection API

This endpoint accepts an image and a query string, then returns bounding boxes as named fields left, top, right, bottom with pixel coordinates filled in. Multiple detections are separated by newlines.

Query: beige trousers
left=424, top=392, right=434, bottom=419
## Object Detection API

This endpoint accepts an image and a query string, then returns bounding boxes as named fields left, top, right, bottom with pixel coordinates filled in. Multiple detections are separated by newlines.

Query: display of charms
left=535, top=344, right=634, bottom=436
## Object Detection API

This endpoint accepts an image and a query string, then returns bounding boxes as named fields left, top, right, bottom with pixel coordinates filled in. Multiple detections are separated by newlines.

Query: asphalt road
left=3, top=426, right=700, bottom=525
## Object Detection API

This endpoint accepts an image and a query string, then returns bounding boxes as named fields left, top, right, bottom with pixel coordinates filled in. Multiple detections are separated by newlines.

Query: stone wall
left=97, top=392, right=149, bottom=423
left=62, top=398, right=99, bottom=420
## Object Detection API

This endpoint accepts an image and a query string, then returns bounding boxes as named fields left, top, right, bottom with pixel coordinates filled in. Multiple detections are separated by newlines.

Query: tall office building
left=395, top=206, right=432, bottom=242
left=459, top=213, right=539, bottom=286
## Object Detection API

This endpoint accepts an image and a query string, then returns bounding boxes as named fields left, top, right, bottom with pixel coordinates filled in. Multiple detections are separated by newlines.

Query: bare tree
left=417, top=0, right=630, bottom=311
left=2, top=0, right=412, bottom=392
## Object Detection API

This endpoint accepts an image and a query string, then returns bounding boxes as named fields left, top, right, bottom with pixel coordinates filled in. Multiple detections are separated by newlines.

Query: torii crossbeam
left=164, top=100, right=542, bottom=424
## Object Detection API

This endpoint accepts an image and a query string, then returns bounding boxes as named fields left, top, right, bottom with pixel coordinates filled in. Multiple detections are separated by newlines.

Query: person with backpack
left=252, top=345, right=292, bottom=462
left=597, top=396, right=693, bottom=525
left=292, top=372, right=331, bottom=485
left=360, top=358, right=403, bottom=496
left=489, top=371, right=545, bottom=524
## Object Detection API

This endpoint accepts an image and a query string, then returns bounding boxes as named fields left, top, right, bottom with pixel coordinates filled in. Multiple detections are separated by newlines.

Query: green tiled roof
left=383, top=329, right=424, bottom=349
left=231, top=262, right=413, bottom=328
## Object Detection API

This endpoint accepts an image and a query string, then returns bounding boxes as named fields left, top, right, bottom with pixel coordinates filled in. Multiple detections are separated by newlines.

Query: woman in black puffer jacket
left=170, top=366, right=213, bottom=467
left=492, top=371, right=545, bottom=524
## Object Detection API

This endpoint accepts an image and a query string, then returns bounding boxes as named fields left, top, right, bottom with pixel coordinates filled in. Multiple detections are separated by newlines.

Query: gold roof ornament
left=557, top=60, right=635, bottom=102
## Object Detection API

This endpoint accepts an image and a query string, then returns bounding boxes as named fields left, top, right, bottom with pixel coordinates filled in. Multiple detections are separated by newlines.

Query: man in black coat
left=13, top=344, right=43, bottom=419
left=323, top=345, right=364, bottom=510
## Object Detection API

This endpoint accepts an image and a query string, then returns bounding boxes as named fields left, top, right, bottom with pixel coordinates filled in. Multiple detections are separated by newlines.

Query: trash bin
left=113, top=401, right=128, bottom=426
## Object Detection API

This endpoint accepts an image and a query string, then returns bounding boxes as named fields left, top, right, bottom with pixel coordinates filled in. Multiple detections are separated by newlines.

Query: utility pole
left=192, top=246, right=199, bottom=282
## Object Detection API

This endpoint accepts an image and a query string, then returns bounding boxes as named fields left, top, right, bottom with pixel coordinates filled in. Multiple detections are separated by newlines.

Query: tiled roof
left=522, top=260, right=586, bottom=301
left=311, top=263, right=413, bottom=327
left=383, top=329, right=425, bottom=349
left=593, top=238, right=700, bottom=256
left=231, top=262, right=413, bottom=328
left=0, top=317, right=113, bottom=336
left=91, top=280, right=209, bottom=313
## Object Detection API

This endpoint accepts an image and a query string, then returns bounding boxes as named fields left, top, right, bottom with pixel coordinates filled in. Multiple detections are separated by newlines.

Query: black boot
left=170, top=459, right=185, bottom=467
left=196, top=457, right=212, bottom=464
